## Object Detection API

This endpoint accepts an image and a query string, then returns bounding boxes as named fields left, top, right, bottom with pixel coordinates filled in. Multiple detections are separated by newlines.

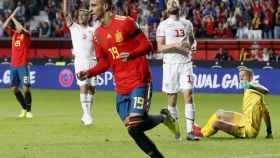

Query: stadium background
left=0, top=0, right=280, bottom=158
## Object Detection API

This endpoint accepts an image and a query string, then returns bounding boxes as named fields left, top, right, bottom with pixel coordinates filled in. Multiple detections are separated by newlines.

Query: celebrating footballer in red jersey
left=88, top=15, right=152, bottom=94
left=11, top=29, right=31, bottom=67
left=77, top=1, right=180, bottom=158
left=2, top=7, right=33, bottom=118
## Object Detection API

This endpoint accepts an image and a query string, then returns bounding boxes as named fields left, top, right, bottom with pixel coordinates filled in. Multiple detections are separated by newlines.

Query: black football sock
left=141, top=115, right=164, bottom=132
left=24, top=91, right=32, bottom=112
left=128, top=127, right=164, bottom=158
left=14, top=91, right=27, bottom=110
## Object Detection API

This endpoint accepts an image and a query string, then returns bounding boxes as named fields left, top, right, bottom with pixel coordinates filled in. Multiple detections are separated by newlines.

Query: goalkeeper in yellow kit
left=194, top=67, right=273, bottom=138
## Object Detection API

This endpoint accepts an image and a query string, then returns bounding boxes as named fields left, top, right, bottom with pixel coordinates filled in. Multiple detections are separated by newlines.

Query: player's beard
left=92, top=14, right=97, bottom=21
left=79, top=17, right=89, bottom=25
left=79, top=20, right=88, bottom=25
left=82, top=21, right=88, bottom=25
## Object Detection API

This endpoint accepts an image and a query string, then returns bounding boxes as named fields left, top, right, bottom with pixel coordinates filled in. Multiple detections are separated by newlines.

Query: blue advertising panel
left=150, top=67, right=280, bottom=94
left=0, top=65, right=115, bottom=90
left=0, top=64, right=279, bottom=94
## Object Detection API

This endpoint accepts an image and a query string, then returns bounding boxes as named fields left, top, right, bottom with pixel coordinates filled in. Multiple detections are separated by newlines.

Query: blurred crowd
left=0, top=0, right=280, bottom=63
left=0, top=0, right=280, bottom=39
left=129, top=0, right=280, bottom=41
left=239, top=42, right=279, bottom=62
left=0, top=0, right=64, bottom=38
left=215, top=46, right=279, bottom=63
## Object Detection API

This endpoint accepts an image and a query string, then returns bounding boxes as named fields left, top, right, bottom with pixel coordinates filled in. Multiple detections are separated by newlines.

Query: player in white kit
left=63, top=2, right=99, bottom=125
left=156, top=0, right=199, bottom=140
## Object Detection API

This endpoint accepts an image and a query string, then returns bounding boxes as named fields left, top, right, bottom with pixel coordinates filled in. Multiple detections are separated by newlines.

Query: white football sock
left=87, top=93, right=95, bottom=116
left=167, top=105, right=179, bottom=119
left=185, top=103, right=195, bottom=133
left=80, top=93, right=88, bottom=115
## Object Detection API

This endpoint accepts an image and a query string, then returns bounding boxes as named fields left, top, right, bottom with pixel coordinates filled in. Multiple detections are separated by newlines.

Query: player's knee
left=88, top=86, right=96, bottom=94
left=11, top=87, right=19, bottom=93
left=216, top=109, right=224, bottom=118
left=212, top=121, right=220, bottom=129
left=127, top=126, right=140, bottom=139
left=128, top=126, right=139, bottom=137
left=183, top=91, right=193, bottom=103
left=23, top=86, right=30, bottom=93
left=167, top=93, right=177, bottom=97
left=186, top=97, right=193, bottom=104
left=183, top=89, right=192, bottom=96
left=125, top=115, right=144, bottom=129
left=126, top=115, right=144, bottom=136
left=79, top=86, right=87, bottom=93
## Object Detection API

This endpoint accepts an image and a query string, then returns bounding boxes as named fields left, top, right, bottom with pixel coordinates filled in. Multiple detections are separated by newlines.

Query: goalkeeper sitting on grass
left=194, top=67, right=273, bottom=139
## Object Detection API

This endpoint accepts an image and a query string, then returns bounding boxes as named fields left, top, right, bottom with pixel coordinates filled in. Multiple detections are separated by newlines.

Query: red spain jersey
left=11, top=30, right=31, bottom=67
left=93, top=15, right=152, bottom=94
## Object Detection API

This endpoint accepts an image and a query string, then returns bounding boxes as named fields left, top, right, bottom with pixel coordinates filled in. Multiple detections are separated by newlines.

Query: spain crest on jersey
left=115, top=31, right=123, bottom=43
left=107, top=33, right=112, bottom=39
left=20, top=34, right=25, bottom=40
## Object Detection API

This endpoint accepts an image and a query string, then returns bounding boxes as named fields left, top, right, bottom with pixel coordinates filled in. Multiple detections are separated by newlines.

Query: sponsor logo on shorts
left=59, top=69, right=74, bottom=87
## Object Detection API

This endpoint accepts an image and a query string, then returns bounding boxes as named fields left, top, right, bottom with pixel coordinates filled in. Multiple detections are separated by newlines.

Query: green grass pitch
left=0, top=89, right=279, bottom=158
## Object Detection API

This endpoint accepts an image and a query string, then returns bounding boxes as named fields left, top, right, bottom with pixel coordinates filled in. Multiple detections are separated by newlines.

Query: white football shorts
left=162, top=63, right=194, bottom=93
left=74, top=58, right=97, bottom=86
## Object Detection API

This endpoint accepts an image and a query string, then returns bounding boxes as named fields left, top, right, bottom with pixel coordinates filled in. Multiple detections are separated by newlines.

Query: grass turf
left=0, top=89, right=279, bottom=158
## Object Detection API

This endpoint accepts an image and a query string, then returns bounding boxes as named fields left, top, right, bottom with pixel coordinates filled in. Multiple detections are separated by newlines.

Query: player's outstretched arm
left=2, top=7, right=19, bottom=30
left=263, top=105, right=273, bottom=139
left=77, top=57, right=110, bottom=81
left=11, top=17, right=29, bottom=34
left=249, top=82, right=270, bottom=94
left=77, top=34, right=110, bottom=80
left=63, top=0, right=73, bottom=27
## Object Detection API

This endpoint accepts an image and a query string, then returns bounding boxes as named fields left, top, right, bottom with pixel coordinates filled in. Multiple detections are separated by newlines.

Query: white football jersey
left=69, top=22, right=100, bottom=61
left=157, top=17, right=194, bottom=64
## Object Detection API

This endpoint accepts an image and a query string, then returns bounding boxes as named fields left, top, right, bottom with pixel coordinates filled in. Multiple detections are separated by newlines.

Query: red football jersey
left=11, top=30, right=31, bottom=67
left=93, top=15, right=152, bottom=94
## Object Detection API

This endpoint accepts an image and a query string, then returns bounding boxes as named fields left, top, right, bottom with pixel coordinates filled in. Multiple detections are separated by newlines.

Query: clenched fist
left=76, top=71, right=88, bottom=81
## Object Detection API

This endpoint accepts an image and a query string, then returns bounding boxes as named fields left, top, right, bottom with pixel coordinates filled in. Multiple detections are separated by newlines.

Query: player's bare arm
left=262, top=105, right=273, bottom=138
left=2, top=7, right=19, bottom=30
left=118, top=28, right=152, bottom=62
left=187, top=29, right=197, bottom=51
left=11, top=17, right=29, bottom=34
left=179, top=39, right=191, bottom=52
left=64, top=13, right=74, bottom=27
left=157, top=36, right=190, bottom=56
left=78, top=55, right=110, bottom=80
left=63, top=0, right=74, bottom=27
left=187, top=29, right=195, bottom=47
left=157, top=36, right=176, bottom=53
